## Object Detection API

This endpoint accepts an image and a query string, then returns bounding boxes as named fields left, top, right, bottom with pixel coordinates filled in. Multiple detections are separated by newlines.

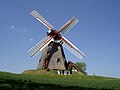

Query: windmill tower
left=28, top=10, right=85, bottom=70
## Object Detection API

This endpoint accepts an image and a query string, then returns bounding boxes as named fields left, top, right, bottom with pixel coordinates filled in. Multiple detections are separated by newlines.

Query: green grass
left=0, top=70, right=120, bottom=90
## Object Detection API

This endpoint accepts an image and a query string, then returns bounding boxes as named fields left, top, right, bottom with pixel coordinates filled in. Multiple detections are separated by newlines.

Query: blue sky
left=0, top=0, right=120, bottom=78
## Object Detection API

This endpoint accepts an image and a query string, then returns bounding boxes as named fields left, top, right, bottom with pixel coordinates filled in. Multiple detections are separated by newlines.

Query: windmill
left=28, top=10, right=85, bottom=70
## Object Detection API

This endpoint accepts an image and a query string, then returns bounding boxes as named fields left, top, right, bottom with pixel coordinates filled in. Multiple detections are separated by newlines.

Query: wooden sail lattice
left=28, top=10, right=85, bottom=60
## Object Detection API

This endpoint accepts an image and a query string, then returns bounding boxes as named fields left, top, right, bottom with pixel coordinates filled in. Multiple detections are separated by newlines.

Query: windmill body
left=28, top=10, right=85, bottom=70
left=37, top=41, right=67, bottom=70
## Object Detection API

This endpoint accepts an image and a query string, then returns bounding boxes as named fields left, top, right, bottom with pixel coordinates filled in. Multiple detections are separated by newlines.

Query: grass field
left=0, top=70, right=120, bottom=90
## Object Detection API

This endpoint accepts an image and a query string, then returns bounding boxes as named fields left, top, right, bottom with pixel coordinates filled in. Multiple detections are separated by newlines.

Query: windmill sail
left=29, top=10, right=85, bottom=60
left=61, top=36, right=85, bottom=59
left=28, top=36, right=53, bottom=57
left=58, top=17, right=79, bottom=34
left=30, top=10, right=54, bottom=30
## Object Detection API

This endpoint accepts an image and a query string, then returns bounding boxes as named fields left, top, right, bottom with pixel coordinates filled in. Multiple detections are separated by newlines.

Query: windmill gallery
left=28, top=10, right=85, bottom=75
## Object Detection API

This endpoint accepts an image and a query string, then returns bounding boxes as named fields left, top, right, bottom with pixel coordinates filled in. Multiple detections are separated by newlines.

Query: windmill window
left=57, top=58, right=60, bottom=63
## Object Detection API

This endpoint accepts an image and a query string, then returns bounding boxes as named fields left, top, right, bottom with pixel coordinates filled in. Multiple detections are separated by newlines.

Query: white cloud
left=10, top=25, right=16, bottom=30
left=21, top=29, right=27, bottom=32
left=18, top=29, right=27, bottom=32
left=10, top=25, right=27, bottom=32
left=30, top=38, right=34, bottom=42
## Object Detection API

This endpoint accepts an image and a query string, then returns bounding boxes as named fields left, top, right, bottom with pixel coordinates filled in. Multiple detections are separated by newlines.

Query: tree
left=76, top=62, right=87, bottom=72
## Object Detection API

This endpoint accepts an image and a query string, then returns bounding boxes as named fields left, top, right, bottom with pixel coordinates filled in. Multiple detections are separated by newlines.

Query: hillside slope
left=0, top=71, right=120, bottom=90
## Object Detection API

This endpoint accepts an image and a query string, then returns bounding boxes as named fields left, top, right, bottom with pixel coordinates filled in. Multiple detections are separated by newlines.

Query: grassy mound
left=0, top=71, right=120, bottom=90
left=22, top=69, right=85, bottom=76
left=22, top=69, right=57, bottom=75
